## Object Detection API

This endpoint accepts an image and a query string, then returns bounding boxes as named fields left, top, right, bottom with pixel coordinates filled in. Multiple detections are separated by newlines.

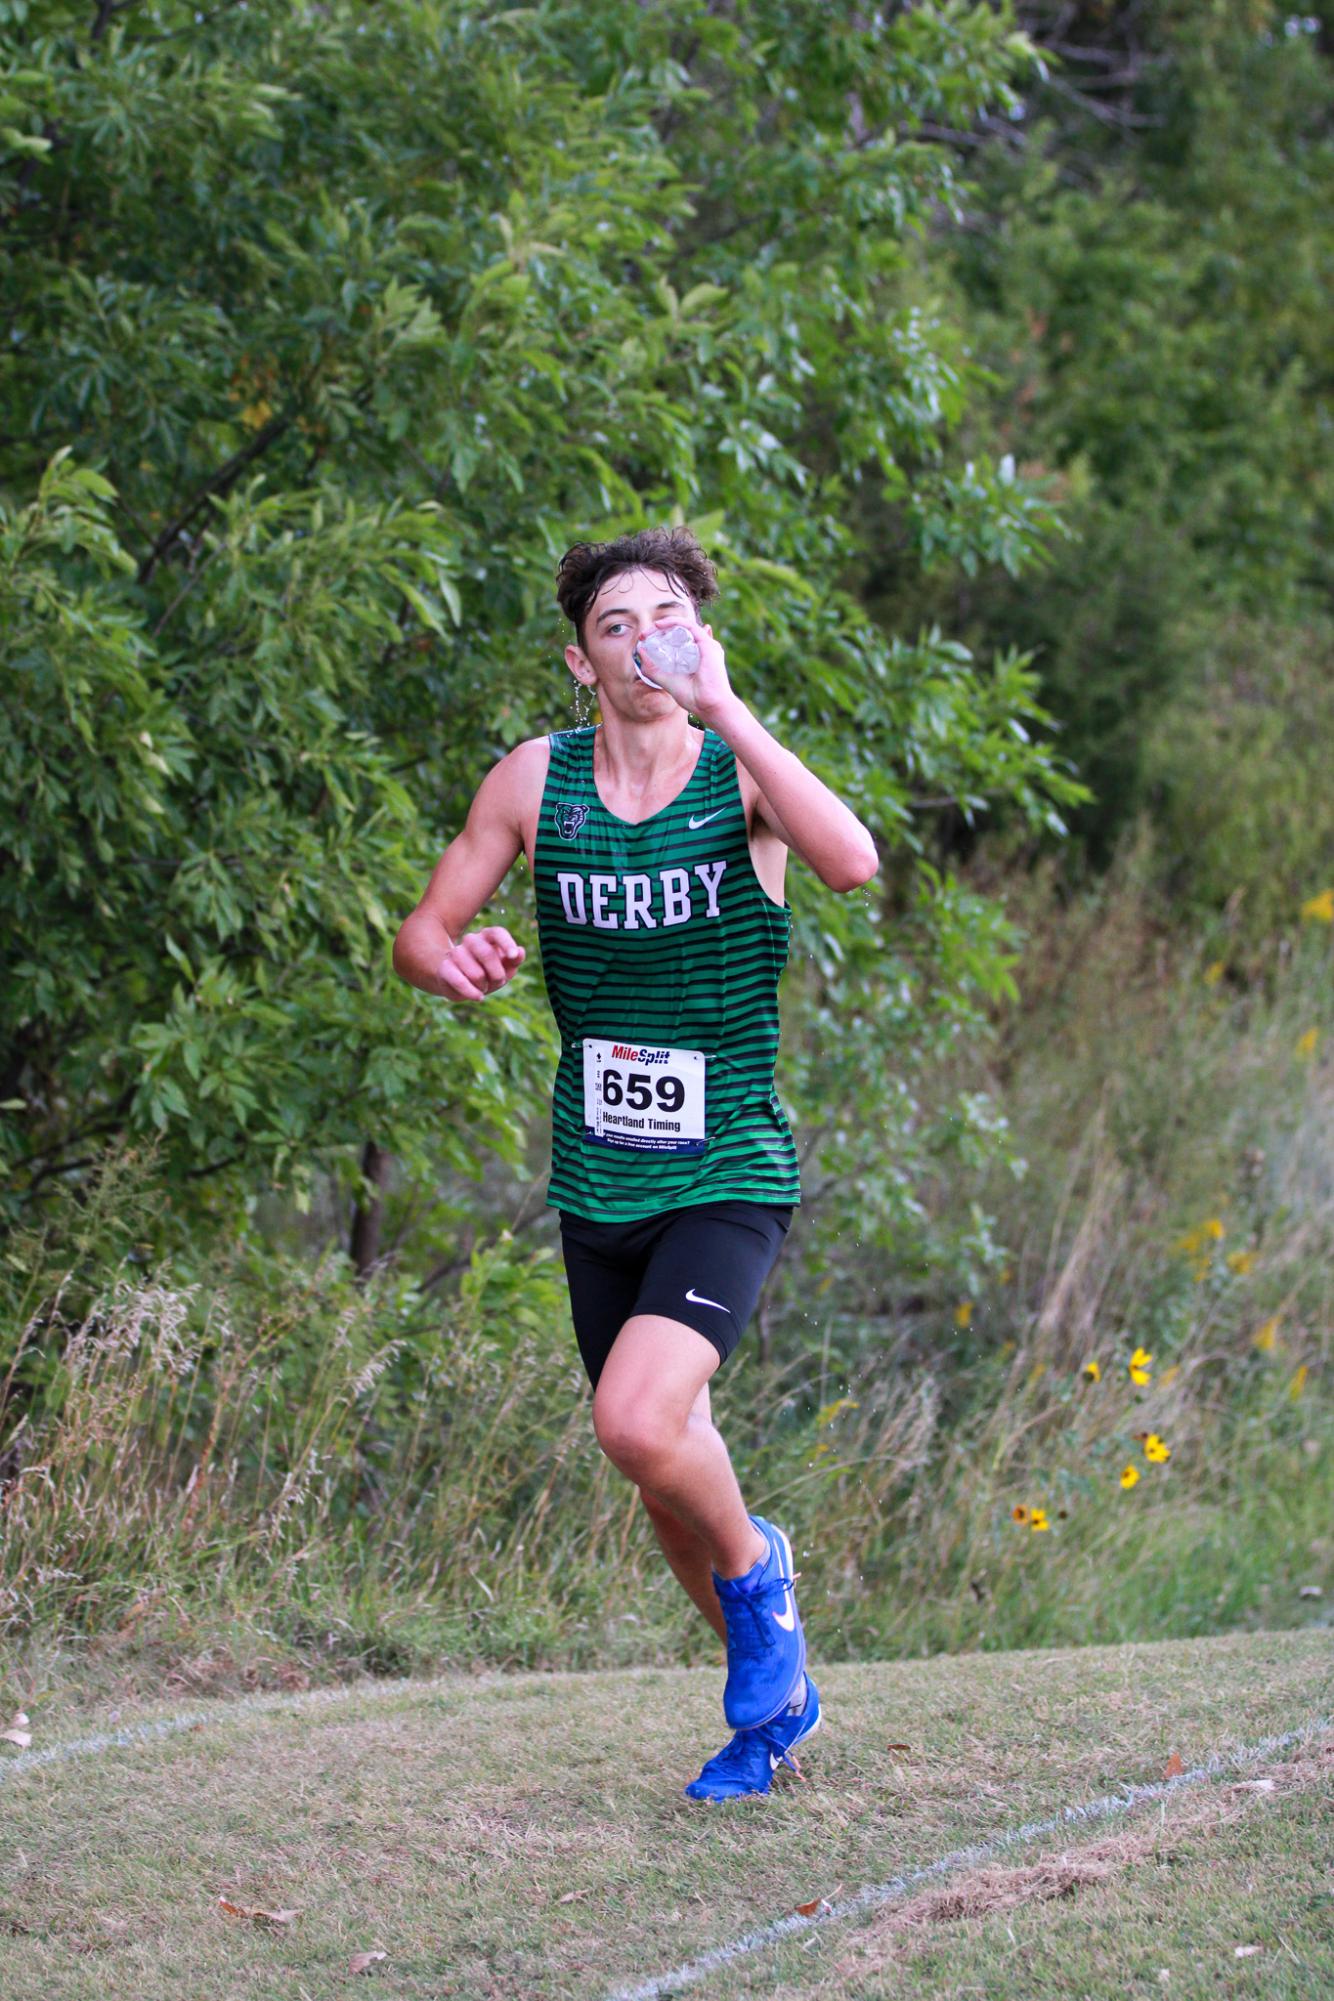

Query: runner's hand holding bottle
left=633, top=618, right=733, bottom=719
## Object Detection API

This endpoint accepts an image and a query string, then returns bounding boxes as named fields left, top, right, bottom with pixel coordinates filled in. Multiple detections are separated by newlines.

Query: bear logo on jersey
left=554, top=802, right=590, bottom=841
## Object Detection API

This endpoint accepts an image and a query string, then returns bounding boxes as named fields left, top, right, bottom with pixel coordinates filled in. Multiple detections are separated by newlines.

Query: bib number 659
left=582, top=1037, right=707, bottom=1154
left=601, top=1067, right=686, bottom=1114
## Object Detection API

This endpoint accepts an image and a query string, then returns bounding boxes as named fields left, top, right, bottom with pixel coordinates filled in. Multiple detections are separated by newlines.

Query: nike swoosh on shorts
left=685, top=1287, right=728, bottom=1311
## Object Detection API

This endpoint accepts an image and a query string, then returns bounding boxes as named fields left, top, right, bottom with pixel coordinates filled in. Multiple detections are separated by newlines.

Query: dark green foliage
left=930, top=3, right=1334, bottom=860
left=1, top=0, right=1080, bottom=1234
left=1143, top=615, right=1334, bottom=939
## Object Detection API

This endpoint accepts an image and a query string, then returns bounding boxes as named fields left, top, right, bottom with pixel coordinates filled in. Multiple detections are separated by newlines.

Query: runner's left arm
left=664, top=622, right=878, bottom=892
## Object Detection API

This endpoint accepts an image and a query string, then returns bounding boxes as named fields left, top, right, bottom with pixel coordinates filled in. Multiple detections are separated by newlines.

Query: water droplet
left=569, top=680, right=596, bottom=728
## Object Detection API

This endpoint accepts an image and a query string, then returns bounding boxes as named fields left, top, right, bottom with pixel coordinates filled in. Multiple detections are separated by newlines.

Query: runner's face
left=571, top=568, right=695, bottom=707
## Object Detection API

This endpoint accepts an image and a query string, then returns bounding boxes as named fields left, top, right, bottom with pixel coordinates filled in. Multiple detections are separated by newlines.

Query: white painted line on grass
left=1, top=1660, right=692, bottom=1791
left=606, top=1712, right=1333, bottom=2001
left=5, top=1673, right=1329, bottom=2001
left=0, top=1663, right=688, bottom=1785
left=0, top=1675, right=445, bottom=1785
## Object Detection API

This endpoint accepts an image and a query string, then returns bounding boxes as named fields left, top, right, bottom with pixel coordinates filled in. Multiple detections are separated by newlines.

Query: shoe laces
left=719, top=1587, right=775, bottom=1658
left=717, top=1564, right=801, bottom=1659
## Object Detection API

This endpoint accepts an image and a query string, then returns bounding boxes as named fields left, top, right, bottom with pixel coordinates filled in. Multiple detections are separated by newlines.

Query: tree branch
left=180, top=1150, right=246, bottom=1181
left=19, top=1154, right=101, bottom=1195
left=90, top=0, right=127, bottom=45
left=137, top=410, right=292, bottom=584
left=150, top=535, right=223, bottom=638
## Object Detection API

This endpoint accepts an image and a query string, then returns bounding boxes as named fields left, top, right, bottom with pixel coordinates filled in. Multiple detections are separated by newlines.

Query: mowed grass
left=1, top=1630, right=1330, bottom=2001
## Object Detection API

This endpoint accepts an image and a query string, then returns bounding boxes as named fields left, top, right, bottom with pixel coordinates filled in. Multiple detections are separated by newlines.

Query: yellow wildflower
left=1029, top=1509, right=1050, bottom=1532
left=1203, top=960, right=1225, bottom=986
left=1012, top=1504, right=1031, bottom=1525
left=1300, top=888, right=1334, bottom=924
left=1252, top=1317, right=1279, bottom=1353
left=1120, top=1464, right=1140, bottom=1489
left=1144, top=1434, right=1172, bottom=1463
left=1289, top=1364, right=1308, bottom=1401
left=1129, top=1346, right=1153, bottom=1386
left=1082, top=1359, right=1101, bottom=1383
left=815, top=1396, right=860, bottom=1428
left=1296, top=1028, right=1320, bottom=1061
left=1177, top=1220, right=1222, bottom=1279
left=1226, top=1249, right=1257, bottom=1276
left=954, top=1301, right=973, bottom=1329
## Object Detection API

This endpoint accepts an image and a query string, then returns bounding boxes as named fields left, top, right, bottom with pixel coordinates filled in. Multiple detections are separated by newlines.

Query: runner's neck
left=591, top=711, right=702, bottom=815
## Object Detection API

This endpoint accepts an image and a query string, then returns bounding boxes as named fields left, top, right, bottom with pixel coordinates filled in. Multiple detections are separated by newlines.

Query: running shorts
left=557, top=1200, right=793, bottom=1388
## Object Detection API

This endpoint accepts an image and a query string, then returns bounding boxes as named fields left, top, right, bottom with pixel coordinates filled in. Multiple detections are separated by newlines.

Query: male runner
left=393, top=527, right=878, bottom=1800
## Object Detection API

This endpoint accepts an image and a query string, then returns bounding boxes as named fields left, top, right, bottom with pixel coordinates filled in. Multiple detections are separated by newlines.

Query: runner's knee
left=591, top=1391, right=681, bottom=1480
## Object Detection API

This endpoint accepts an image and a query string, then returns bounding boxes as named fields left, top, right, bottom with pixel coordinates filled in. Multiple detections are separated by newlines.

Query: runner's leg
left=639, top=1381, right=728, bottom=1641
left=592, top=1314, right=768, bottom=1581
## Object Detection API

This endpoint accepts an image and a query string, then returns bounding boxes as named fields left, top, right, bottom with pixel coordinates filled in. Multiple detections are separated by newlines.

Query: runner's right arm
left=392, top=740, right=546, bottom=1002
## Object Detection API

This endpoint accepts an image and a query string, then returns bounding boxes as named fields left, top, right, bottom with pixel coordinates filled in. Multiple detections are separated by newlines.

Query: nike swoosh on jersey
left=687, top=808, right=727, bottom=829
left=685, top=1287, right=728, bottom=1311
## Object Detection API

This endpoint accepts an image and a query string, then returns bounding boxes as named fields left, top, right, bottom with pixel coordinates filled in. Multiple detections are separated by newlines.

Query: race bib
left=582, top=1038, right=707, bottom=1155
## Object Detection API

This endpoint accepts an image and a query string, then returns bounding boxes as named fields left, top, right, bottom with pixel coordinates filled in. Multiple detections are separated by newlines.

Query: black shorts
left=558, top=1200, right=793, bottom=1389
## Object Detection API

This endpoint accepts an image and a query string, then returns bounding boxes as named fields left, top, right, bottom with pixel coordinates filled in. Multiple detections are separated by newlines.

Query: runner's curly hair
left=555, top=526, right=719, bottom=649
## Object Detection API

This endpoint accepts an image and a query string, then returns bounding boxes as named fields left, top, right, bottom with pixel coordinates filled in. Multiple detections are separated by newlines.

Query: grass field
left=2, top=1629, right=1329, bottom=1999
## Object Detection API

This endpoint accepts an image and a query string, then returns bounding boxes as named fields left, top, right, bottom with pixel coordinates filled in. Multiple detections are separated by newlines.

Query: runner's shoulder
left=499, top=733, right=552, bottom=781
left=476, top=735, right=551, bottom=818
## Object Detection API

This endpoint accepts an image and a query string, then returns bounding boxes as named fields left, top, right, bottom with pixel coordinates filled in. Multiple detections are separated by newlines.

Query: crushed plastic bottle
left=636, top=624, right=700, bottom=678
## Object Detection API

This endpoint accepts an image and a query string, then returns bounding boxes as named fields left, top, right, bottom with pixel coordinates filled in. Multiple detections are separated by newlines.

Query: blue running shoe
left=714, top=1515, right=806, bottom=1730
left=685, top=1674, right=821, bottom=1802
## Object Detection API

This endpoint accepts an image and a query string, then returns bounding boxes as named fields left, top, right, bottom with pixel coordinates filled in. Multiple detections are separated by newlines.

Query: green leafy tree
left=902, top=2, right=1334, bottom=859
left=2, top=0, right=1081, bottom=1264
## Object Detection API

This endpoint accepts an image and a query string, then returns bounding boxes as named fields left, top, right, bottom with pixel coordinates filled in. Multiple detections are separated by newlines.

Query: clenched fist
left=436, top=926, right=526, bottom=1001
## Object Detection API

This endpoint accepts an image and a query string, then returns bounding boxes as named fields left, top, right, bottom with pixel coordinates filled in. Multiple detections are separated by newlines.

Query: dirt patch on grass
left=807, top=1733, right=1334, bottom=1991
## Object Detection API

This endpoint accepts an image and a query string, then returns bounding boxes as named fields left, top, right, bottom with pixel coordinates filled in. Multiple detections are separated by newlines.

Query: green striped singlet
left=534, top=725, right=802, bottom=1222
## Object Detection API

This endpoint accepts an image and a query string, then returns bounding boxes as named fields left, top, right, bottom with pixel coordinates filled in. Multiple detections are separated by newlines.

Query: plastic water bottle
left=637, top=624, right=700, bottom=677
